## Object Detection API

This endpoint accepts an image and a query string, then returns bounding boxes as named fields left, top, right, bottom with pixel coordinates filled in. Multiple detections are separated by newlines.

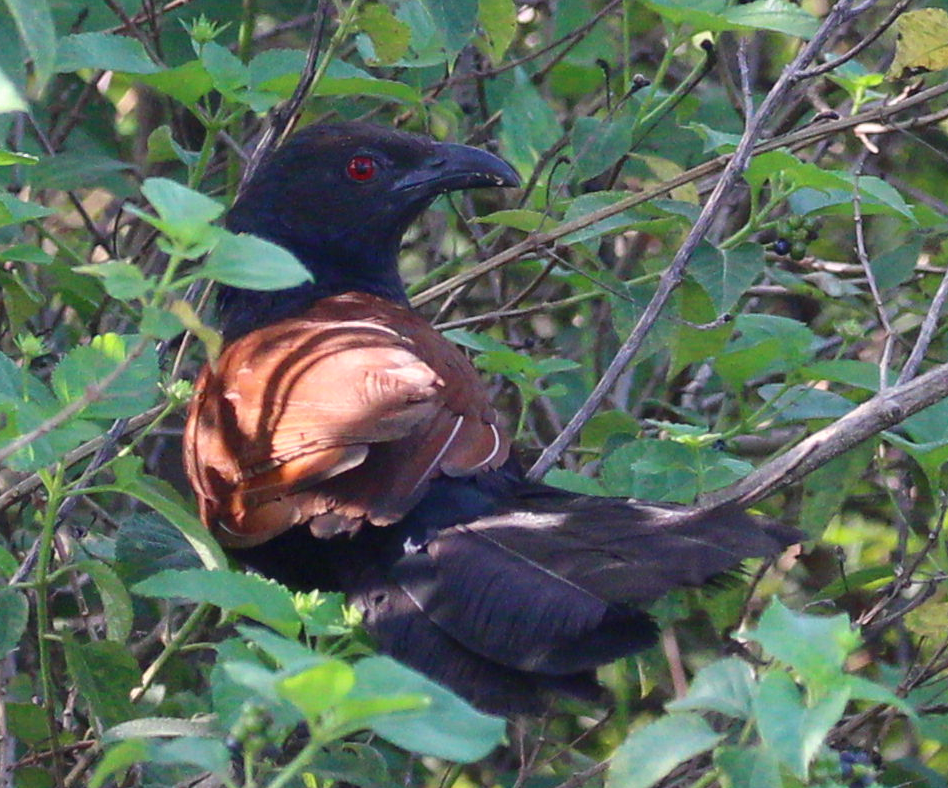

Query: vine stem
left=35, top=465, right=67, bottom=788
left=130, top=602, right=212, bottom=702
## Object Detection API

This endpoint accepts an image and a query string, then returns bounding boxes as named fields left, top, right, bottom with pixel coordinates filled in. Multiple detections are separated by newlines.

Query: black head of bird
left=219, top=123, right=519, bottom=340
left=185, top=121, right=799, bottom=716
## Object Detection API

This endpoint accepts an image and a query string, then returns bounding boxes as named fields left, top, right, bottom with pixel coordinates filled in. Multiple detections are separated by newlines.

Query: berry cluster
left=771, top=214, right=820, bottom=261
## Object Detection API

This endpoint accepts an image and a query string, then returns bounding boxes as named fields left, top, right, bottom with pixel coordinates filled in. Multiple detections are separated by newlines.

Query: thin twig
left=898, top=264, right=948, bottom=384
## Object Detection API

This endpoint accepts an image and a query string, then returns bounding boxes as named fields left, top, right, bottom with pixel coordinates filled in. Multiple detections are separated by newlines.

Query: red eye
left=346, top=155, right=377, bottom=182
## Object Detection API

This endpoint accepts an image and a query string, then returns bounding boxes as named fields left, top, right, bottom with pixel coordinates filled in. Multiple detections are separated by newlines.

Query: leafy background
left=2, top=0, right=948, bottom=786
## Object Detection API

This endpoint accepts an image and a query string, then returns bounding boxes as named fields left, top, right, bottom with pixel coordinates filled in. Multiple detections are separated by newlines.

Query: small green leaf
left=748, top=599, right=860, bottom=688
left=104, top=455, right=227, bottom=571
left=571, top=115, right=632, bottom=182
left=0, top=64, right=27, bottom=113
left=55, top=32, right=160, bottom=74
left=359, top=3, right=412, bottom=64
left=0, top=149, right=37, bottom=165
left=478, top=0, right=517, bottom=62
left=199, top=231, right=312, bottom=290
left=0, top=243, right=53, bottom=264
left=0, top=544, right=17, bottom=577
left=421, top=0, right=478, bottom=51
left=754, top=671, right=850, bottom=779
left=140, top=305, right=184, bottom=340
left=115, top=512, right=203, bottom=585
left=139, top=178, right=224, bottom=246
left=0, top=192, right=57, bottom=227
left=715, top=745, right=782, bottom=788
left=200, top=40, right=248, bottom=93
left=689, top=241, right=765, bottom=314
left=51, top=334, right=160, bottom=419
left=722, top=0, right=818, bottom=38
left=62, top=635, right=140, bottom=729
left=74, top=261, right=150, bottom=301
left=607, top=713, right=723, bottom=788
left=667, top=657, right=757, bottom=719
left=3, top=0, right=56, bottom=92
left=89, top=740, right=149, bottom=788
left=278, top=661, right=356, bottom=718
left=0, top=587, right=28, bottom=655
left=350, top=656, right=505, bottom=762
left=71, top=560, right=133, bottom=643
left=134, top=568, right=300, bottom=637
left=315, top=60, right=423, bottom=105
left=138, top=60, right=213, bottom=105
left=476, top=209, right=547, bottom=232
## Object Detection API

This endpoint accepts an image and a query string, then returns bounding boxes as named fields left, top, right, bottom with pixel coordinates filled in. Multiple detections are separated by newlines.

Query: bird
left=183, top=122, right=799, bottom=715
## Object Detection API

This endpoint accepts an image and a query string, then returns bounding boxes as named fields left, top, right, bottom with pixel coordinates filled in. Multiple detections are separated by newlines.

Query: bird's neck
left=216, top=239, right=408, bottom=342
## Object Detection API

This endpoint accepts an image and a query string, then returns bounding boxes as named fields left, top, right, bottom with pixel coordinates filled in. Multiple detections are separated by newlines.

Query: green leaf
left=799, top=441, right=875, bottom=538
left=134, top=568, right=300, bottom=637
left=543, top=468, right=608, bottom=496
left=570, top=115, right=632, bottom=182
left=500, top=80, right=563, bottom=178
left=748, top=598, right=860, bottom=688
left=0, top=192, right=56, bottom=227
left=51, top=334, right=160, bottom=419
left=74, top=261, right=150, bottom=301
left=200, top=40, right=248, bottom=94
left=6, top=702, right=51, bottom=745
left=421, top=0, right=478, bottom=51
left=689, top=241, right=765, bottom=313
left=0, top=544, right=16, bottom=577
left=666, top=657, right=756, bottom=719
left=349, top=656, right=505, bottom=762
left=115, top=512, right=203, bottom=584
left=607, top=713, right=723, bottom=788
left=714, top=745, right=782, bottom=788
left=28, top=154, right=134, bottom=191
left=871, top=237, right=922, bottom=290
left=0, top=149, right=37, bottom=165
left=476, top=209, right=547, bottom=232
left=0, top=243, right=53, bottom=264
left=55, top=32, right=160, bottom=74
left=315, top=60, right=422, bottom=105
left=139, top=177, right=224, bottom=247
left=199, top=231, right=312, bottom=290
left=70, top=560, right=133, bottom=643
left=89, top=740, right=149, bottom=788
left=0, top=587, right=28, bottom=656
left=104, top=455, right=227, bottom=571
left=140, top=305, right=184, bottom=340
left=358, top=3, right=412, bottom=64
left=3, top=0, right=56, bottom=92
left=145, top=126, right=199, bottom=167
left=600, top=440, right=697, bottom=503
left=277, top=660, right=356, bottom=718
left=670, top=279, right=734, bottom=376
left=715, top=314, right=816, bottom=390
left=0, top=63, right=27, bottom=113
left=754, top=670, right=850, bottom=779
left=722, top=0, right=819, bottom=38
left=62, top=635, right=140, bottom=729
left=478, top=0, right=517, bottom=62
left=138, top=60, right=213, bottom=105
left=756, top=383, right=854, bottom=423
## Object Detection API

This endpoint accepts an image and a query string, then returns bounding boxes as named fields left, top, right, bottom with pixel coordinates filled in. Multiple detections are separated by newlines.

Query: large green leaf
left=55, top=32, right=159, bottom=74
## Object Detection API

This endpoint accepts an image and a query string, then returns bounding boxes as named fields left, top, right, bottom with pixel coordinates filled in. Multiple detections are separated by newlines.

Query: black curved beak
left=393, top=142, right=520, bottom=195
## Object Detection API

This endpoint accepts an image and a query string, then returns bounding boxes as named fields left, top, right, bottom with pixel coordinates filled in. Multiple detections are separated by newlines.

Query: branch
left=410, top=79, right=948, bottom=308
left=527, top=0, right=880, bottom=480
left=701, top=361, right=948, bottom=509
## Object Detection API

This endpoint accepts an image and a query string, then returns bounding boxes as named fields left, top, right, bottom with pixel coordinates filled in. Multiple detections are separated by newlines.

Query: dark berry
left=772, top=238, right=792, bottom=256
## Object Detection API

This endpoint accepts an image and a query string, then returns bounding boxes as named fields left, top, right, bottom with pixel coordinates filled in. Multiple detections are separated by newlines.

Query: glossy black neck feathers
left=216, top=122, right=519, bottom=341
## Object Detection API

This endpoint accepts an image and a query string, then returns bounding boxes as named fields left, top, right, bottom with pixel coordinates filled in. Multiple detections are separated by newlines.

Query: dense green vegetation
left=2, top=0, right=948, bottom=786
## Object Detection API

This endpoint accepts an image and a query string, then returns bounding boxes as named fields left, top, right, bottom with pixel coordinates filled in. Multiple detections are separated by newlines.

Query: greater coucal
left=184, top=122, right=798, bottom=714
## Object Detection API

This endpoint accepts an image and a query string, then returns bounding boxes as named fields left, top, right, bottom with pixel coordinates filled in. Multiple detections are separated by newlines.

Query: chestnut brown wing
left=184, top=293, right=509, bottom=548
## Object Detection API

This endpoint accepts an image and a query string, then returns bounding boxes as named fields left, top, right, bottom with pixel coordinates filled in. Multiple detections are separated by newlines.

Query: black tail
left=353, top=480, right=801, bottom=713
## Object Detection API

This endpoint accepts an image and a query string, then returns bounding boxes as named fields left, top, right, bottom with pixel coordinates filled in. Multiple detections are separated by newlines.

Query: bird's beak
left=393, top=142, right=520, bottom=195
